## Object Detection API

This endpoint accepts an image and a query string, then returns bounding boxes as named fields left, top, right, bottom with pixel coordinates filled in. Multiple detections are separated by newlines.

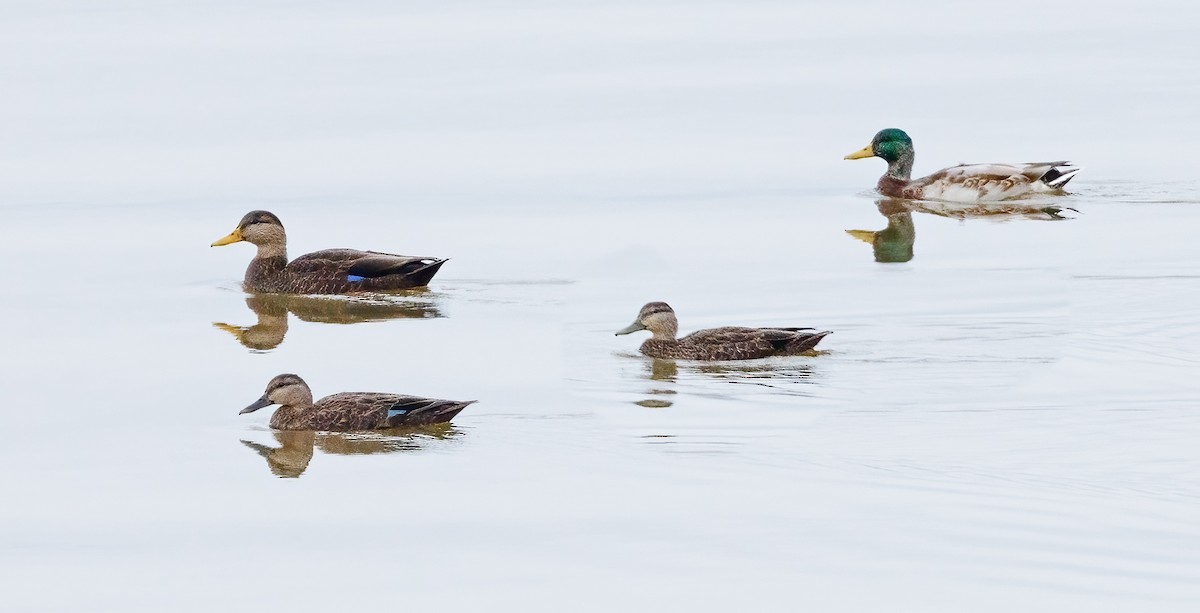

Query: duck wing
left=380, top=395, right=477, bottom=427
left=346, top=251, right=444, bottom=279
left=914, top=162, right=1079, bottom=203
left=679, top=327, right=794, bottom=360
left=287, top=249, right=447, bottom=291
left=682, top=326, right=831, bottom=359
left=309, top=393, right=473, bottom=430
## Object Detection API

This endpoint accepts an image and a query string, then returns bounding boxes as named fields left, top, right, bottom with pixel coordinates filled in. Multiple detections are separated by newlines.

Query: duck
left=844, top=129, right=1080, bottom=203
left=211, top=210, right=447, bottom=294
left=239, top=373, right=475, bottom=431
left=615, top=302, right=831, bottom=360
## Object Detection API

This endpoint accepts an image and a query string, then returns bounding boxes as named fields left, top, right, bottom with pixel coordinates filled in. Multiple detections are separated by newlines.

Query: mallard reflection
left=240, top=426, right=461, bottom=478
left=847, top=198, right=1075, bottom=263
left=846, top=199, right=916, bottom=263
left=214, top=292, right=443, bottom=350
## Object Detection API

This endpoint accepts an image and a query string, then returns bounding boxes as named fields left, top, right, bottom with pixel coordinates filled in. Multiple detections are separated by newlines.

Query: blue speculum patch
left=347, top=274, right=366, bottom=282
left=387, top=408, right=408, bottom=418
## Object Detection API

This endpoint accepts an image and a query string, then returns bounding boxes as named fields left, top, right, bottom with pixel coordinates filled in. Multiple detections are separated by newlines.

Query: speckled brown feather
left=640, top=327, right=832, bottom=360
left=245, top=250, right=446, bottom=294
left=884, top=166, right=1035, bottom=201
left=269, top=393, right=475, bottom=431
left=877, top=162, right=1076, bottom=202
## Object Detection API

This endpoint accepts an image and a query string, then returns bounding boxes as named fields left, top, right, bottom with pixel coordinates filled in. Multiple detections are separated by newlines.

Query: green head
left=845, top=128, right=913, bottom=162
left=845, top=128, right=915, bottom=179
left=871, top=129, right=913, bottom=162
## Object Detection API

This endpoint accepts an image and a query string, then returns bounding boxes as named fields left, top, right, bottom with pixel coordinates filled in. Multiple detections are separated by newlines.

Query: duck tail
left=385, top=399, right=476, bottom=427
left=431, top=400, right=476, bottom=424
left=787, top=330, right=832, bottom=354
left=1037, top=163, right=1082, bottom=189
left=407, top=258, right=448, bottom=287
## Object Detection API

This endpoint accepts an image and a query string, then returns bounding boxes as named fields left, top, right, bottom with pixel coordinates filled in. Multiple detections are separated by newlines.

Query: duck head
left=845, top=128, right=913, bottom=162
left=615, top=301, right=679, bottom=341
left=241, top=373, right=314, bottom=414
left=845, top=129, right=915, bottom=179
left=212, top=210, right=287, bottom=256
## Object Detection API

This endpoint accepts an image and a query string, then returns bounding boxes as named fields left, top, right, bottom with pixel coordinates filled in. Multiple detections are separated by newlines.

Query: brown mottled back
left=269, top=392, right=475, bottom=431
left=641, top=327, right=832, bottom=360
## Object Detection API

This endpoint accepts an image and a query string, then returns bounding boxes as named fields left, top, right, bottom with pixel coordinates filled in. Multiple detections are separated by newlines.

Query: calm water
left=2, top=2, right=1199, bottom=611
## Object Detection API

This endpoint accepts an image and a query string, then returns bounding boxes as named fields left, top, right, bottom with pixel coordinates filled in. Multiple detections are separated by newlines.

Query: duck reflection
left=634, top=359, right=817, bottom=407
left=214, top=292, right=443, bottom=350
left=846, top=199, right=916, bottom=263
left=240, top=426, right=461, bottom=478
left=632, top=359, right=679, bottom=407
left=692, top=361, right=816, bottom=382
left=648, top=359, right=678, bottom=382
left=847, top=198, right=1076, bottom=263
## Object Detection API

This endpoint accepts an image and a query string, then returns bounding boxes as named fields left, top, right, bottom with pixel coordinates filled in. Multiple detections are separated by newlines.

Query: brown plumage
left=615, top=302, right=831, bottom=361
left=211, top=210, right=447, bottom=294
left=240, top=373, right=475, bottom=431
left=876, top=163, right=1077, bottom=202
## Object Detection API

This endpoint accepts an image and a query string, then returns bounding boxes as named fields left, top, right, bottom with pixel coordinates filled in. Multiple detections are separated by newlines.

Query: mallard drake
left=211, top=210, right=447, bottom=294
left=845, top=129, right=1080, bottom=203
left=239, top=373, right=475, bottom=431
left=615, top=302, right=831, bottom=360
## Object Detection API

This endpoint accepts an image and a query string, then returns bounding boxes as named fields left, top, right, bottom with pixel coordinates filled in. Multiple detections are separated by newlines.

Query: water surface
left=1, top=2, right=1198, bottom=611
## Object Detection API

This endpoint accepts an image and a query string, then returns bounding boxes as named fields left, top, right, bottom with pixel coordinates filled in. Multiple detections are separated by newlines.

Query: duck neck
left=886, top=151, right=914, bottom=181
left=285, top=387, right=315, bottom=408
left=277, top=404, right=309, bottom=420
left=244, top=247, right=288, bottom=290
left=647, top=318, right=678, bottom=341
left=254, top=241, right=287, bottom=260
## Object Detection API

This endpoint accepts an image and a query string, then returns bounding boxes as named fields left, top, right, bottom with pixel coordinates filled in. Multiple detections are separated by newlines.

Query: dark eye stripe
left=238, top=210, right=283, bottom=228
left=267, top=374, right=304, bottom=391
left=640, top=302, right=673, bottom=317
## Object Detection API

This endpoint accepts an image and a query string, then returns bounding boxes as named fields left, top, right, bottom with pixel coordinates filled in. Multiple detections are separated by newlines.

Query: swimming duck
left=845, top=129, right=1079, bottom=203
left=239, top=373, right=475, bottom=431
left=211, top=210, right=447, bottom=294
left=615, top=302, right=831, bottom=360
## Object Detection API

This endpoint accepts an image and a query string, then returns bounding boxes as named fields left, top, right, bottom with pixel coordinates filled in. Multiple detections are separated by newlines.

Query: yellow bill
left=211, top=228, right=243, bottom=247
left=844, top=145, right=875, bottom=160
left=845, top=229, right=877, bottom=244
left=212, top=322, right=243, bottom=336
